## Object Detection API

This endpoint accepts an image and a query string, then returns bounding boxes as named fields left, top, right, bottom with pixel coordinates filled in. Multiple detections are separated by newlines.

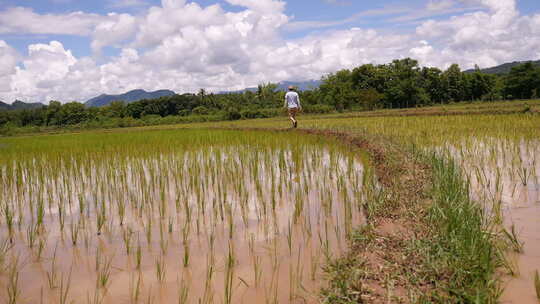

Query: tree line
left=1, top=58, right=539, bottom=133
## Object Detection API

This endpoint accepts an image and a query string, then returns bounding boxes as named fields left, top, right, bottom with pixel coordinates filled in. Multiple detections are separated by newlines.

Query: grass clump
left=423, top=155, right=502, bottom=302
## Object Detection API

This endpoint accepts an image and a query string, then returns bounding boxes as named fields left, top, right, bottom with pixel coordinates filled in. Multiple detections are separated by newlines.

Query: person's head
left=288, top=85, right=295, bottom=91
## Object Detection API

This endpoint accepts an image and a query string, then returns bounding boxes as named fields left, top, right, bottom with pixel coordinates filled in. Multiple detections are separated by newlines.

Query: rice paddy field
left=1, top=109, right=539, bottom=303
left=209, top=112, right=540, bottom=303
left=0, top=130, right=371, bottom=303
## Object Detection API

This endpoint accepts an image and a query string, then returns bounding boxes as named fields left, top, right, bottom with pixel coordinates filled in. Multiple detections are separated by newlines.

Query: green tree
left=106, top=101, right=127, bottom=118
left=420, top=67, right=445, bottom=104
left=443, top=64, right=465, bottom=102
left=256, top=83, right=279, bottom=107
left=504, top=62, right=540, bottom=99
left=358, top=89, right=383, bottom=110
left=45, top=101, right=62, bottom=126
left=58, top=102, right=88, bottom=125
left=384, top=58, right=430, bottom=108
left=319, top=70, right=356, bottom=111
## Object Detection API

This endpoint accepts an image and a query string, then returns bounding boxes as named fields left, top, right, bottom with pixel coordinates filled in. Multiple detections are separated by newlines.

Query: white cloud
left=9, top=41, right=78, bottom=101
left=91, top=13, right=138, bottom=54
left=0, top=41, right=19, bottom=93
left=414, top=0, right=539, bottom=68
left=0, top=0, right=539, bottom=103
left=225, top=0, right=286, bottom=13
left=0, top=41, right=19, bottom=76
left=0, top=7, right=102, bottom=36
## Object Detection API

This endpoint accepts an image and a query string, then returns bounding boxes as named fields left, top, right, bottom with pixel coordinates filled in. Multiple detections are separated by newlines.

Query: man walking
left=284, top=86, right=302, bottom=128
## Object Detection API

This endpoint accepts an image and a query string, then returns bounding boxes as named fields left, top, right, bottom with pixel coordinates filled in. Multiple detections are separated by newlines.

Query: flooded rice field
left=0, top=130, right=369, bottom=303
left=444, top=138, right=540, bottom=303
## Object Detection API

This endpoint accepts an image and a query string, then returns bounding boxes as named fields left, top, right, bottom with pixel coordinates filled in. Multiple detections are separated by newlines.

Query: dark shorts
left=288, top=107, right=299, bottom=116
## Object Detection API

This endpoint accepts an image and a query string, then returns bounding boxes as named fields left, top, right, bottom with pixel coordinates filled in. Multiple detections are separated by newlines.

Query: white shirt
left=285, top=91, right=301, bottom=109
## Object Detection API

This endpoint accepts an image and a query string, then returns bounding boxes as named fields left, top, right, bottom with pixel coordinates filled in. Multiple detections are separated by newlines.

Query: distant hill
left=465, top=60, right=540, bottom=74
left=85, top=89, right=176, bottom=107
left=0, top=101, right=9, bottom=111
left=220, top=80, right=321, bottom=94
left=0, top=100, right=45, bottom=111
left=277, top=80, right=321, bottom=91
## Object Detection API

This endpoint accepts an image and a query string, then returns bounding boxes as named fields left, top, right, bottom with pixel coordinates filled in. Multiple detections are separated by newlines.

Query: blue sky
left=0, top=0, right=539, bottom=102
left=2, top=0, right=538, bottom=57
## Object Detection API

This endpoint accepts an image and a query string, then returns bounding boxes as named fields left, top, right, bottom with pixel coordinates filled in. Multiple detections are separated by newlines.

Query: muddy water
left=0, top=144, right=368, bottom=303
left=500, top=204, right=540, bottom=304
left=446, top=139, right=540, bottom=303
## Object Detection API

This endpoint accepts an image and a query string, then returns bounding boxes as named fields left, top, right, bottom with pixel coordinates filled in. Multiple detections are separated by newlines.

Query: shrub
left=223, top=108, right=241, bottom=121
left=192, top=106, right=209, bottom=115
left=303, top=104, right=334, bottom=114
left=240, top=108, right=280, bottom=119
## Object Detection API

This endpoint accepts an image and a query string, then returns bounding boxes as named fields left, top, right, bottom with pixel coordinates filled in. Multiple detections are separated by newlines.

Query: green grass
left=422, top=154, right=502, bottom=302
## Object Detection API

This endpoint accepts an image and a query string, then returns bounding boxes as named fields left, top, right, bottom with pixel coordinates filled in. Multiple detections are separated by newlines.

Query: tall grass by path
left=422, top=153, right=502, bottom=302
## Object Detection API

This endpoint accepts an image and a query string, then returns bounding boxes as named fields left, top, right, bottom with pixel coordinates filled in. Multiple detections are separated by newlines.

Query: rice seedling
left=35, top=236, right=46, bottom=261
left=224, top=242, right=235, bottom=304
left=129, top=272, right=141, bottom=304
left=59, top=267, right=73, bottom=304
left=97, top=253, right=113, bottom=290
left=3, top=203, right=15, bottom=243
left=26, top=222, right=38, bottom=249
left=155, top=255, right=166, bottom=283
left=201, top=254, right=215, bottom=304
left=534, top=270, right=540, bottom=301
left=252, top=254, right=262, bottom=288
left=182, top=240, right=190, bottom=268
left=503, top=224, right=524, bottom=253
left=117, top=201, right=126, bottom=226
left=0, top=237, right=12, bottom=270
left=159, top=228, right=168, bottom=255
left=178, top=278, right=189, bottom=304
left=96, top=208, right=106, bottom=236
left=47, top=245, right=59, bottom=289
left=6, top=256, right=21, bottom=304
left=70, top=220, right=81, bottom=246
left=86, top=287, right=105, bottom=304
left=145, top=217, right=152, bottom=245
left=135, top=238, right=142, bottom=270
left=122, top=226, right=133, bottom=255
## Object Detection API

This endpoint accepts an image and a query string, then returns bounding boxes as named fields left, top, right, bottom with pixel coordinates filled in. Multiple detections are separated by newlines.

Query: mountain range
left=85, top=89, right=176, bottom=107
left=0, top=100, right=45, bottom=111
left=464, top=60, right=540, bottom=74
left=220, top=80, right=322, bottom=94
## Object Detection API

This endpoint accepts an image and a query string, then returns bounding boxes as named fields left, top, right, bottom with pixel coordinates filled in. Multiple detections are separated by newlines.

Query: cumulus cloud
left=0, top=41, right=19, bottom=93
left=0, top=7, right=102, bottom=36
left=91, top=13, right=138, bottom=54
left=415, top=0, right=540, bottom=68
left=0, top=41, right=19, bottom=77
left=0, top=0, right=539, bottom=103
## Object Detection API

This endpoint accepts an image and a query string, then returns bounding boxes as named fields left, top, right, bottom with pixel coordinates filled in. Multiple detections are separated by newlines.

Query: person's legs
left=292, top=108, right=299, bottom=128
left=288, top=108, right=297, bottom=126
